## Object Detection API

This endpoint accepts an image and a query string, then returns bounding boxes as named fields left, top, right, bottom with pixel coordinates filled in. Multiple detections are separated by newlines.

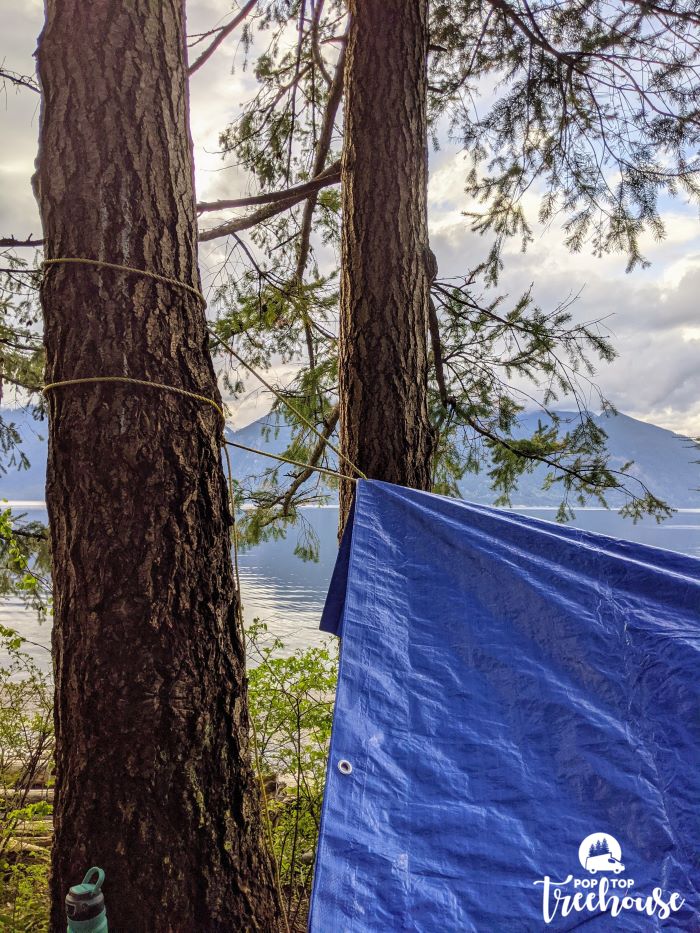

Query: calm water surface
left=3, top=504, right=699, bottom=672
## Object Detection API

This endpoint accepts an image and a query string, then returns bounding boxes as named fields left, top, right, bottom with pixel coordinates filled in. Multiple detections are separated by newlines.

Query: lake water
left=3, top=503, right=700, bottom=673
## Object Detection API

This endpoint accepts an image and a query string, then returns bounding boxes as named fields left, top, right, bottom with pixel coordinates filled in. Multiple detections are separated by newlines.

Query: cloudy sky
left=2, top=0, right=700, bottom=435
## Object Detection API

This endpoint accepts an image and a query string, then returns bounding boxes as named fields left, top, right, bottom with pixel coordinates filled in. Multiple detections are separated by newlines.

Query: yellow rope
left=209, top=331, right=367, bottom=480
left=42, top=375, right=224, bottom=422
left=42, top=257, right=207, bottom=307
left=42, top=377, right=358, bottom=486
left=227, top=439, right=357, bottom=483
left=42, top=254, right=366, bottom=481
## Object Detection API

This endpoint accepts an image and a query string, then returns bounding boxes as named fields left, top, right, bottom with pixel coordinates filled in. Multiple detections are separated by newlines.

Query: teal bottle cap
left=69, top=867, right=105, bottom=899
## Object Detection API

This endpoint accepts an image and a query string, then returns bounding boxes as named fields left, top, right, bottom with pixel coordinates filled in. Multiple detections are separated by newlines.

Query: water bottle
left=66, top=867, right=108, bottom=932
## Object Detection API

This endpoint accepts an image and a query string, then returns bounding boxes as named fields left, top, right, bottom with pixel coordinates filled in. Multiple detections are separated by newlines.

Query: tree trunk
left=34, top=2, right=282, bottom=930
left=339, top=0, right=434, bottom=529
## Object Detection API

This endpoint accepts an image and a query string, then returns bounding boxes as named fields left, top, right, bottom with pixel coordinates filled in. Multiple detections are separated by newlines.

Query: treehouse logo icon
left=533, top=831, right=686, bottom=923
left=579, top=833, right=625, bottom=875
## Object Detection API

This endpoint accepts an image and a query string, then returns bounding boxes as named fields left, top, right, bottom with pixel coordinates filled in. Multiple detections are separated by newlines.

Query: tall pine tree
left=337, top=0, right=434, bottom=524
left=35, top=1, right=282, bottom=928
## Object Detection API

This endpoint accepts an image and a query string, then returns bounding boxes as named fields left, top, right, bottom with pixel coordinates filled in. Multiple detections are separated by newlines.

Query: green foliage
left=0, top=627, right=53, bottom=794
left=427, top=276, right=672, bottom=520
left=0, top=253, right=45, bottom=479
left=0, top=508, right=51, bottom=617
left=0, top=860, right=50, bottom=933
left=0, top=627, right=53, bottom=932
left=207, top=0, right=682, bottom=538
left=429, top=0, right=700, bottom=277
left=246, top=620, right=337, bottom=930
left=218, top=1, right=346, bottom=196
left=0, top=256, right=43, bottom=392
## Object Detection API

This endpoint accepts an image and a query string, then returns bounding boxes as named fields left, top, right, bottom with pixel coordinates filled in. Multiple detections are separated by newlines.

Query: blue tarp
left=309, top=480, right=700, bottom=930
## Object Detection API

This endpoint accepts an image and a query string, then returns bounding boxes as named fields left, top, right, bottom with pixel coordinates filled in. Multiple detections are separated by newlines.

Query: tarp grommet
left=337, top=759, right=353, bottom=775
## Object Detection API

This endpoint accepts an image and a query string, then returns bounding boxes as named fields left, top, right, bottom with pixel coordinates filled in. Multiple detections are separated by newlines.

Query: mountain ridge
left=1, top=407, right=698, bottom=508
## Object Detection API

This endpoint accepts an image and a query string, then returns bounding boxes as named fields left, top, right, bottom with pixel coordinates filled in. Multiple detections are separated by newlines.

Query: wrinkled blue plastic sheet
left=309, top=480, right=700, bottom=930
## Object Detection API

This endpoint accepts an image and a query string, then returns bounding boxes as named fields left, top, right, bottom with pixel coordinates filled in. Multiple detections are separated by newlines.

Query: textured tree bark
left=339, top=0, right=434, bottom=530
left=34, top=2, right=282, bottom=930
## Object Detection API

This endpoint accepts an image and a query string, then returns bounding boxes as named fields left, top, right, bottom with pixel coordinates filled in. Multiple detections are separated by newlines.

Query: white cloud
left=220, top=361, right=303, bottom=429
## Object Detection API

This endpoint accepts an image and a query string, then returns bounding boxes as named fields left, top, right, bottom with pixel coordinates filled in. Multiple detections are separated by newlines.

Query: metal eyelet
left=337, top=759, right=353, bottom=775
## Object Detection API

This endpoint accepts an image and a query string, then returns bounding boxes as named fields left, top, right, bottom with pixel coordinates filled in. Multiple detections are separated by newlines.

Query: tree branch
left=310, top=1, right=333, bottom=86
left=0, top=373, right=42, bottom=392
left=196, top=160, right=340, bottom=213
left=6, top=527, right=48, bottom=541
left=199, top=197, right=301, bottom=242
left=0, top=236, right=44, bottom=249
left=465, top=411, right=662, bottom=506
left=622, top=0, right=700, bottom=30
left=187, top=0, right=258, bottom=76
left=198, top=165, right=341, bottom=242
left=280, top=407, right=340, bottom=515
left=428, top=297, right=452, bottom=410
left=0, top=68, right=40, bottom=94
left=484, top=0, right=580, bottom=72
left=425, top=249, right=453, bottom=411
left=294, top=31, right=347, bottom=369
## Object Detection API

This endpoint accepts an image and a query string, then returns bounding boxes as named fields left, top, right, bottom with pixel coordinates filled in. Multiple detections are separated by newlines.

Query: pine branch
left=483, top=0, right=580, bottom=73
left=310, top=0, right=333, bottom=86
left=7, top=528, right=48, bottom=541
left=428, top=297, right=452, bottom=411
left=465, top=411, right=663, bottom=510
left=187, top=0, right=258, bottom=76
left=0, top=373, right=42, bottom=392
left=198, top=164, right=341, bottom=242
left=287, top=0, right=308, bottom=184
left=294, top=29, right=348, bottom=368
left=0, top=236, right=44, bottom=248
left=196, top=160, right=340, bottom=214
left=622, top=0, right=700, bottom=29
left=199, top=197, right=302, bottom=242
left=280, top=407, right=339, bottom=515
left=0, top=68, right=39, bottom=94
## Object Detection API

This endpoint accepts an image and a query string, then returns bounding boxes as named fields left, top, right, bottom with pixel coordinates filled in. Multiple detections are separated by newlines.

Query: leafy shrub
left=0, top=507, right=51, bottom=617
left=0, top=611, right=338, bottom=931
left=246, top=620, right=338, bottom=931
left=0, top=626, right=53, bottom=932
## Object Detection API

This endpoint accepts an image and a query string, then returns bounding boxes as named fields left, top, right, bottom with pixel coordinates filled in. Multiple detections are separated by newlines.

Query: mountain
left=456, top=411, right=700, bottom=509
left=224, top=415, right=295, bottom=479
left=0, top=411, right=51, bottom=501
left=1, top=407, right=699, bottom=508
